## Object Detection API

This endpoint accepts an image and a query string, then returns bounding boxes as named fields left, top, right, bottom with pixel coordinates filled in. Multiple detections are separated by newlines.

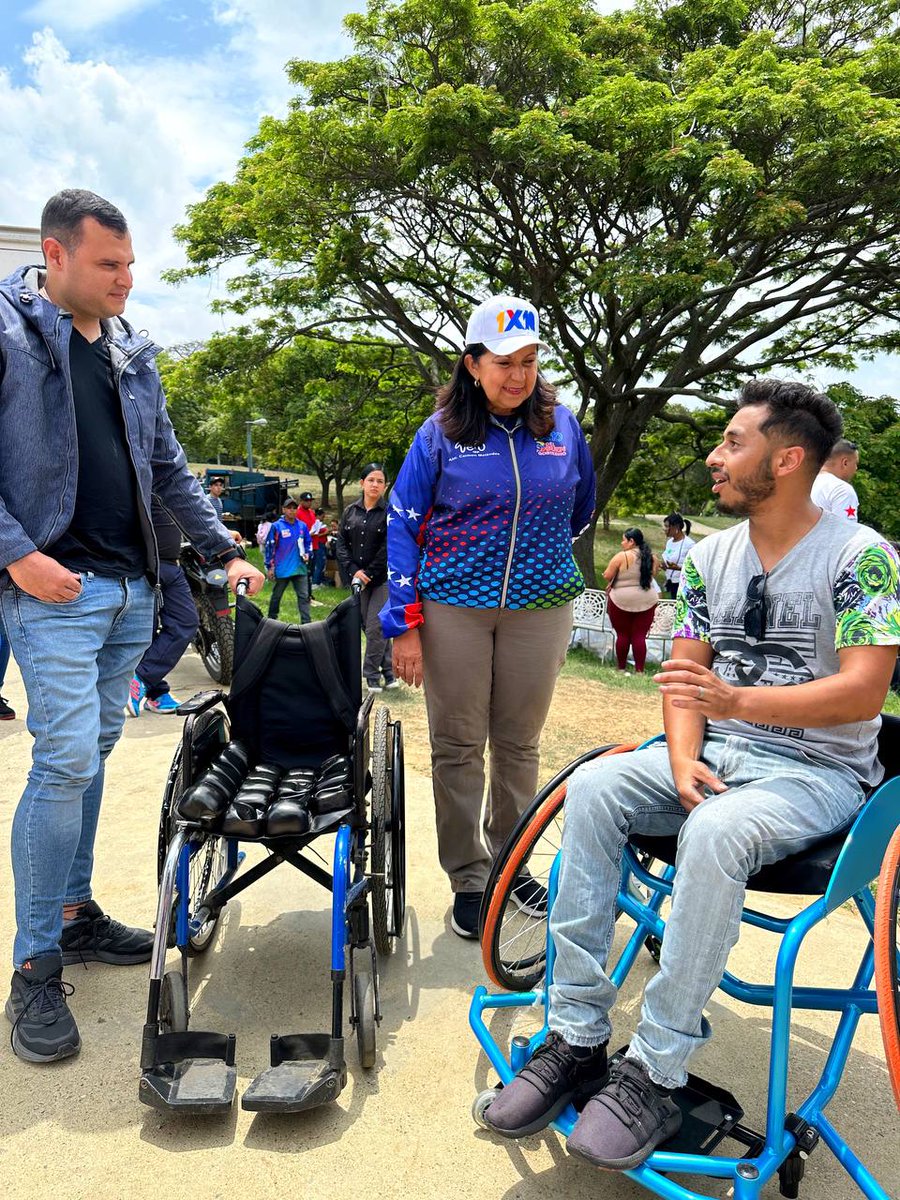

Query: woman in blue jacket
left=381, top=295, right=595, bottom=938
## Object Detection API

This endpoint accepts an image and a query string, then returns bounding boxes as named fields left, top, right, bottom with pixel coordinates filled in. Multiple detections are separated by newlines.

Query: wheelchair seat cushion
left=629, top=827, right=848, bottom=896
left=627, top=713, right=900, bottom=896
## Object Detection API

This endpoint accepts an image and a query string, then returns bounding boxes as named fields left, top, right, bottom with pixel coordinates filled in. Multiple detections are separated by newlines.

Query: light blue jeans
left=548, top=734, right=865, bottom=1089
left=0, top=573, right=155, bottom=967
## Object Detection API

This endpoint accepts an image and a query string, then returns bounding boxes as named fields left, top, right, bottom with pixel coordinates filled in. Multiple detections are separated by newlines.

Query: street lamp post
left=245, top=418, right=267, bottom=471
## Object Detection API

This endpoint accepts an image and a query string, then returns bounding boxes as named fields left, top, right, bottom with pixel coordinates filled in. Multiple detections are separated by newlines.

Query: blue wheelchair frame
left=470, top=740, right=900, bottom=1200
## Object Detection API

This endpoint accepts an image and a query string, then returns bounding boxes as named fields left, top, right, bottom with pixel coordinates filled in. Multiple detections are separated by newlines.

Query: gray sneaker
left=566, top=1056, right=682, bottom=1169
left=484, top=1031, right=608, bottom=1138
left=5, top=953, right=81, bottom=1063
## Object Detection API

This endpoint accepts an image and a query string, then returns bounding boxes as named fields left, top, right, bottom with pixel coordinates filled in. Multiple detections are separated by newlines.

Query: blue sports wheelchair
left=139, top=583, right=405, bottom=1115
left=470, top=718, right=900, bottom=1199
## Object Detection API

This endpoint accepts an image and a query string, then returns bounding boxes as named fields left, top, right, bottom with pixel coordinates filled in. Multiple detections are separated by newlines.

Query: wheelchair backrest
left=822, top=712, right=900, bottom=913
left=226, top=595, right=362, bottom=769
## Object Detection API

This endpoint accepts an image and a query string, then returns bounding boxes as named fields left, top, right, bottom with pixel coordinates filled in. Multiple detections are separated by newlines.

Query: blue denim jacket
left=0, top=265, right=234, bottom=585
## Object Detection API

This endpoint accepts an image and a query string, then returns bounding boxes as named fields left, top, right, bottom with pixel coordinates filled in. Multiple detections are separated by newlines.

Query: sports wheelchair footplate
left=140, top=807, right=386, bottom=1117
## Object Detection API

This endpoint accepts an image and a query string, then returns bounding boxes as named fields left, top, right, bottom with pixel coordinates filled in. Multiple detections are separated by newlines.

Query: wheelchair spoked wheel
left=875, top=824, right=900, bottom=1110
left=157, top=708, right=229, bottom=955
left=480, top=744, right=634, bottom=991
left=389, top=718, right=407, bottom=938
left=371, top=704, right=406, bottom=954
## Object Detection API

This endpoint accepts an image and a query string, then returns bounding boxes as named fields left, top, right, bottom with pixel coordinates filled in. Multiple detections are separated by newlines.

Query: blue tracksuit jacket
left=380, top=405, right=595, bottom=638
left=264, top=517, right=311, bottom=578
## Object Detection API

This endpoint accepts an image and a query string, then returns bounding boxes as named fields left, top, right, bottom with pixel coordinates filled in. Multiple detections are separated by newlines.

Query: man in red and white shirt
left=810, top=437, right=860, bottom=522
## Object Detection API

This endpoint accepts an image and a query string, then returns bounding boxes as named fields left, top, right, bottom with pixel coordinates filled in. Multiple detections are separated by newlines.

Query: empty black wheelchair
left=139, top=582, right=405, bottom=1115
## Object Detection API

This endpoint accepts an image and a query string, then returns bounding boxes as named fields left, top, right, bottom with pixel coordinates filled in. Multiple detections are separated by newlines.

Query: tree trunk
left=573, top=520, right=597, bottom=589
left=316, top=469, right=331, bottom=509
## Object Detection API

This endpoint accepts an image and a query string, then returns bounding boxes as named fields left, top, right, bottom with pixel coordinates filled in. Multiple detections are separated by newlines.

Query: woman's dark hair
left=665, top=511, right=691, bottom=537
left=435, top=344, right=557, bottom=444
left=360, top=462, right=386, bottom=481
left=624, top=527, right=654, bottom=590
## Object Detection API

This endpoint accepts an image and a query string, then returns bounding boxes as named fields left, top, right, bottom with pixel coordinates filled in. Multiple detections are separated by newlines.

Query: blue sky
left=0, top=0, right=359, bottom=342
left=0, top=0, right=896, bottom=398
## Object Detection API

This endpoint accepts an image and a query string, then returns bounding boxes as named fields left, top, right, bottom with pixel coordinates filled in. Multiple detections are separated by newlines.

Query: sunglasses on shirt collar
left=743, top=573, right=768, bottom=641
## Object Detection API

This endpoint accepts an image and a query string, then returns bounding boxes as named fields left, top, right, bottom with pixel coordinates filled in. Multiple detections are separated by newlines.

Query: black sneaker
left=566, top=1056, right=682, bottom=1169
left=5, top=953, right=81, bottom=1063
left=484, top=1031, right=608, bottom=1138
left=0, top=695, right=15, bottom=720
left=510, top=870, right=548, bottom=918
left=60, top=900, right=153, bottom=966
left=450, top=891, right=483, bottom=939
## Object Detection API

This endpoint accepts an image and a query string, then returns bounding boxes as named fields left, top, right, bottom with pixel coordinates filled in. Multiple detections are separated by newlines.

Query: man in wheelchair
left=484, top=379, right=900, bottom=1170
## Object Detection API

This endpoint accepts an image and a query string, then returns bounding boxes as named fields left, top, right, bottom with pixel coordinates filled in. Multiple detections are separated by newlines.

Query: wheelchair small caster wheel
left=159, top=970, right=189, bottom=1034
left=472, top=1087, right=500, bottom=1129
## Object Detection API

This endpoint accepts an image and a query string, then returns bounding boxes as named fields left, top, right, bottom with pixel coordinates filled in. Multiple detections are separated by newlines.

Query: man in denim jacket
left=0, top=189, right=264, bottom=1064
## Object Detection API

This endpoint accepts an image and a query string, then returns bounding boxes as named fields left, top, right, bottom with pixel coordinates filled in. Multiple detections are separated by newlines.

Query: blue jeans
left=135, top=560, right=198, bottom=699
left=0, top=621, right=9, bottom=690
left=0, top=573, right=155, bottom=967
left=548, top=734, right=865, bottom=1089
left=311, top=546, right=327, bottom=585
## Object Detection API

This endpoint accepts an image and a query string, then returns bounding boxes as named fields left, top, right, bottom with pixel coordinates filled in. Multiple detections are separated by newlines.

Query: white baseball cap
left=465, top=294, right=549, bottom=355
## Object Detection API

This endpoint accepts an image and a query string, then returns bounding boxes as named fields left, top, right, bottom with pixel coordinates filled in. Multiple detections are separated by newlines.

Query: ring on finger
left=697, top=685, right=705, bottom=700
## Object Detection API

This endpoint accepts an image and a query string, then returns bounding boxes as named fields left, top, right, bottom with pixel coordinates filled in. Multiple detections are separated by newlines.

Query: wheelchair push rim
left=370, top=703, right=406, bottom=954
left=480, top=743, right=635, bottom=991
left=157, top=707, right=230, bottom=954
left=875, top=823, right=900, bottom=1111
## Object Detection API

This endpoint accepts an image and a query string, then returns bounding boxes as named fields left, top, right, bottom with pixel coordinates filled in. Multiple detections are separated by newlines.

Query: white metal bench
left=570, top=590, right=677, bottom=666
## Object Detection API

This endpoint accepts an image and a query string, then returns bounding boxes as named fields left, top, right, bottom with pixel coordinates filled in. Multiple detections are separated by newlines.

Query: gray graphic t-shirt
left=673, top=513, right=900, bottom=786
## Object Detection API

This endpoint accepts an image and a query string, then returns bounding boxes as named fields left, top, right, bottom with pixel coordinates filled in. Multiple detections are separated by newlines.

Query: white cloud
left=211, top=0, right=358, bottom=110
left=24, top=0, right=159, bottom=34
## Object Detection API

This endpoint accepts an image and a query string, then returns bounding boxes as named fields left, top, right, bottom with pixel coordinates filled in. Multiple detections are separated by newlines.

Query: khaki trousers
left=420, top=599, right=573, bottom=892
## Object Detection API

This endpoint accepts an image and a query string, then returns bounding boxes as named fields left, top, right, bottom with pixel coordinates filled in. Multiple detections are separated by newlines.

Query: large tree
left=170, top=0, right=900, bottom=582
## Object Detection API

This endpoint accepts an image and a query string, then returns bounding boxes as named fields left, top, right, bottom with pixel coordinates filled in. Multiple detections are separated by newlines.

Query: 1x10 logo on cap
left=465, top=294, right=550, bottom=355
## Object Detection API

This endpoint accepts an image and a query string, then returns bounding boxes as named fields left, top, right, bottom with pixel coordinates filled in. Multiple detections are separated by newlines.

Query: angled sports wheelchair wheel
left=371, top=705, right=406, bottom=954
left=480, top=744, right=636, bottom=992
left=875, top=825, right=900, bottom=1110
left=157, top=708, right=230, bottom=955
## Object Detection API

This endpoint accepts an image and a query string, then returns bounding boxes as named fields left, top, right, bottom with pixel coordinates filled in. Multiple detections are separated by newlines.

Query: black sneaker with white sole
left=450, top=891, right=483, bottom=939
left=483, top=1031, right=608, bottom=1138
left=59, top=900, right=153, bottom=966
left=6, top=953, right=81, bottom=1063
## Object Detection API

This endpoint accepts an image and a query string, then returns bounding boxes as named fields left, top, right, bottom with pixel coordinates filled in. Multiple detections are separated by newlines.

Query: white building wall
left=0, top=225, right=42, bottom=276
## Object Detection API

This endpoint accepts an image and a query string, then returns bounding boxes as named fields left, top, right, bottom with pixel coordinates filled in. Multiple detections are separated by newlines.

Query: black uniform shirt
left=47, top=329, right=145, bottom=577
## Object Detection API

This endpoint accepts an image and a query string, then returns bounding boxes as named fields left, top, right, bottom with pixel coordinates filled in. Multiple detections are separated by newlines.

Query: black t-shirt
left=47, top=329, right=146, bottom=577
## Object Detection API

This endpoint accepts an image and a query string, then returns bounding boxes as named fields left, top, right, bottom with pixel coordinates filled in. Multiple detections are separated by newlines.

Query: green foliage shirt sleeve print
left=672, top=552, right=710, bottom=643
left=833, top=542, right=900, bottom=649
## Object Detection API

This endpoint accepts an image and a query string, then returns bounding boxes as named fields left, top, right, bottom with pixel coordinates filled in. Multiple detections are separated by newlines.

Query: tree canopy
left=160, top=334, right=432, bottom=508
left=170, top=0, right=900, bottom=580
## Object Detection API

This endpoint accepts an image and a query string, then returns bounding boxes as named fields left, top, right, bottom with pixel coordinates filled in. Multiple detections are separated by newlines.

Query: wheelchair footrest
left=613, top=1052, right=751, bottom=1157
left=139, top=1029, right=237, bottom=1115
left=241, top=1033, right=347, bottom=1113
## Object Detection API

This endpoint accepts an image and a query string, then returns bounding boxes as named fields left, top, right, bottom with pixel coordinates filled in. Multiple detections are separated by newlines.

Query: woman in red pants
left=603, top=527, right=661, bottom=673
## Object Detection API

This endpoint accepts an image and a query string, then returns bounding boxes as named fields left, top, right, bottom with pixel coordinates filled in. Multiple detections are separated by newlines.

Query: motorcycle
left=180, top=542, right=237, bottom=685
